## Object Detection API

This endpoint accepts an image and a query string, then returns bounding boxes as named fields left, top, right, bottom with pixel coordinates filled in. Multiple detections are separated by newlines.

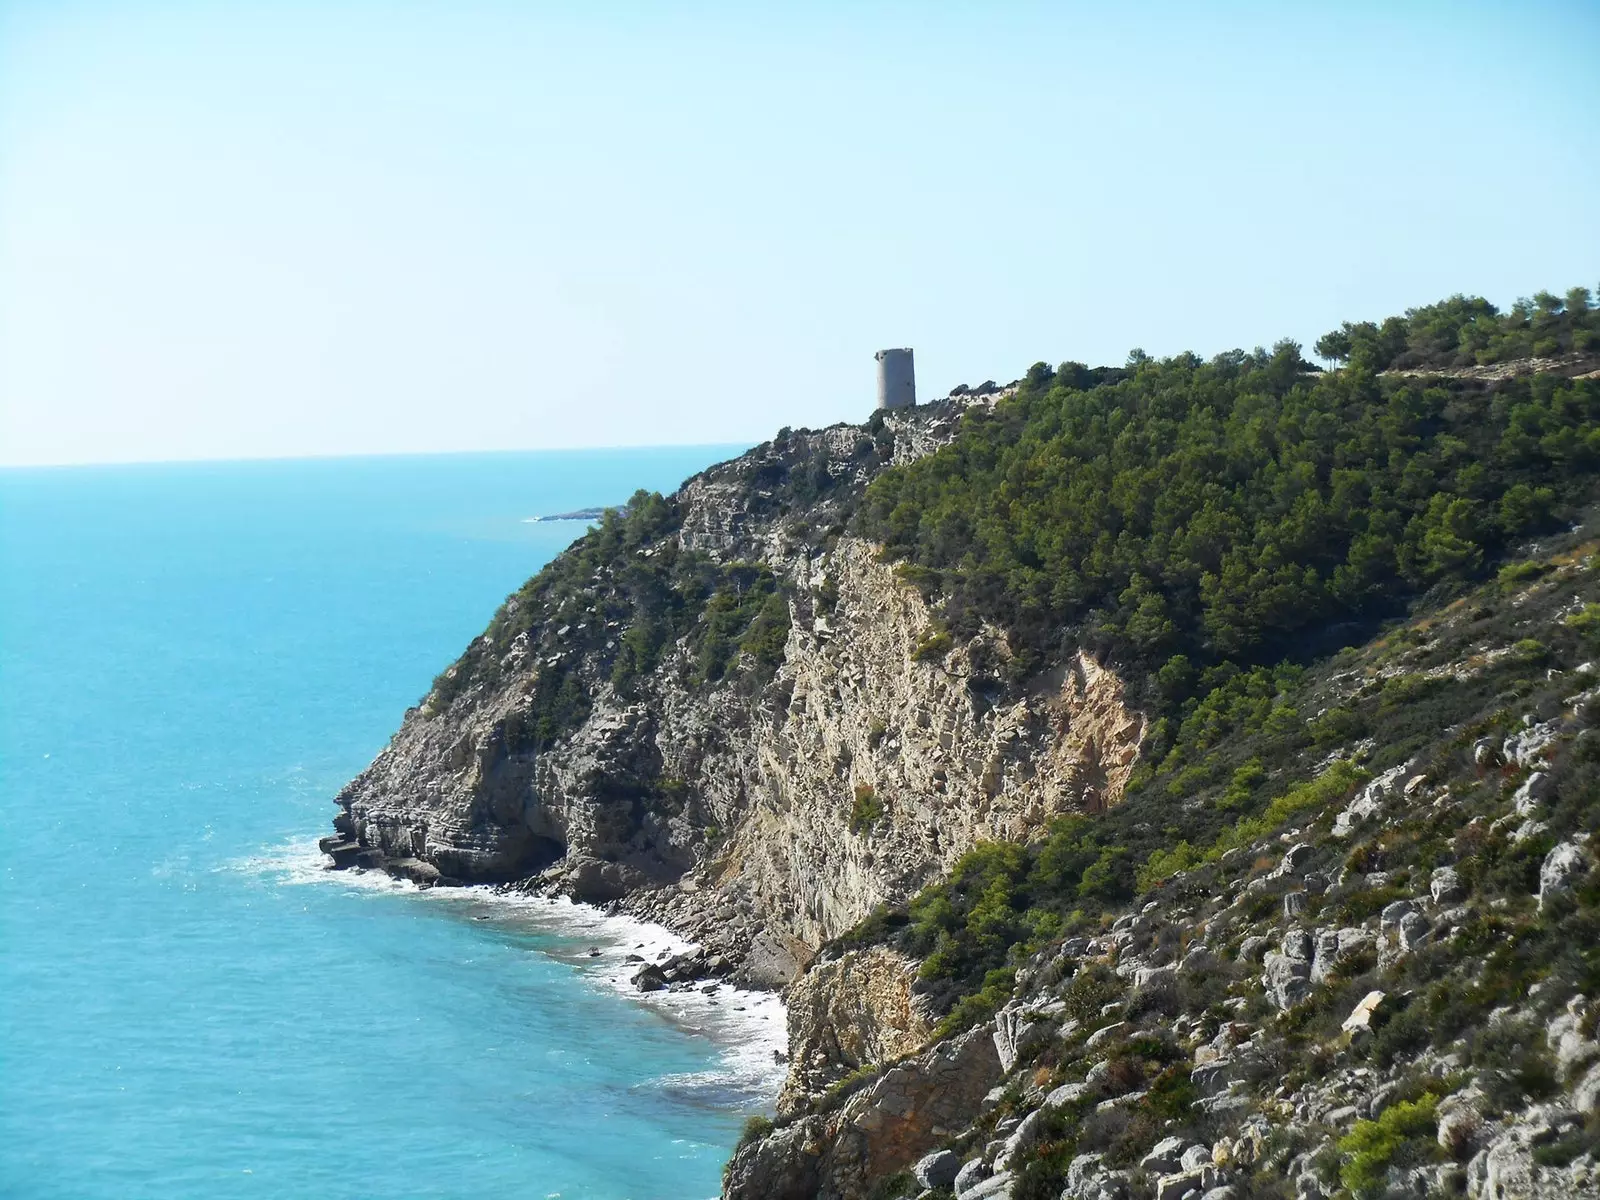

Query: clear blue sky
left=1, top=1, right=1597, bottom=466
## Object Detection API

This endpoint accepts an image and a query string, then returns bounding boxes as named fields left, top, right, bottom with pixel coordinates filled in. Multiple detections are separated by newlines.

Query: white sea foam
left=230, top=837, right=787, bottom=1104
left=231, top=835, right=421, bottom=893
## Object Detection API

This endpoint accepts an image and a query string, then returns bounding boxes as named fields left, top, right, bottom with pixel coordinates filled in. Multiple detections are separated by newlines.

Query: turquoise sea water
left=0, top=448, right=783, bottom=1200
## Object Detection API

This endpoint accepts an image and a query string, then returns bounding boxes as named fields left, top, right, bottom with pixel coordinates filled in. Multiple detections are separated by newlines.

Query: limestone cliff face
left=329, top=403, right=1144, bottom=991
left=703, top=537, right=1145, bottom=962
left=778, top=946, right=935, bottom=1116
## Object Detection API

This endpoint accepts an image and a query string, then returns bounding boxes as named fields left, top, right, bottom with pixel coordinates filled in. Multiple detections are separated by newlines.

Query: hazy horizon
left=3, top=1, right=1598, bottom=467
left=0, top=440, right=753, bottom=472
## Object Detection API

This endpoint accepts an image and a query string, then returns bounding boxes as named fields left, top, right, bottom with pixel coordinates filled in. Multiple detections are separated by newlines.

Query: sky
left=1, top=2, right=1597, bottom=467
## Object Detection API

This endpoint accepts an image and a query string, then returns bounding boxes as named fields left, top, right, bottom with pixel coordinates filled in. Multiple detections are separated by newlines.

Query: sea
left=0, top=448, right=787, bottom=1200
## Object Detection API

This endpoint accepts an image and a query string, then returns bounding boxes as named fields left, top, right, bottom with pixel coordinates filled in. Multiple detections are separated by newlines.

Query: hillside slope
left=323, top=286, right=1600, bottom=1198
left=727, top=523, right=1600, bottom=1200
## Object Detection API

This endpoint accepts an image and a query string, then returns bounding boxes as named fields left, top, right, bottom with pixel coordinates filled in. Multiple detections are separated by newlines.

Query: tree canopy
left=859, top=288, right=1600, bottom=735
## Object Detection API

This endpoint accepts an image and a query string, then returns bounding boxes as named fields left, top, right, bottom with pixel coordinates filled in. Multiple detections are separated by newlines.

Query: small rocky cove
left=325, top=352, right=1600, bottom=1200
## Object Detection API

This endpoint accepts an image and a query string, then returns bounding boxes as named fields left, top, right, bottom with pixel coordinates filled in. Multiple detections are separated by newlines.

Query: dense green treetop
left=1313, top=284, right=1598, bottom=370
left=859, top=289, right=1600, bottom=744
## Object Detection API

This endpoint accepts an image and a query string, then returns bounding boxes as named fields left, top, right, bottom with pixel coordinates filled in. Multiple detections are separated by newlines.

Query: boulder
left=1191, top=1048, right=1265, bottom=1098
left=1503, top=719, right=1561, bottom=770
left=1467, top=1126, right=1540, bottom=1200
left=1546, top=995, right=1599, bottom=1079
left=993, top=1005, right=1047, bottom=1072
left=1180, top=1145, right=1214, bottom=1171
left=1399, top=911, right=1432, bottom=951
left=960, top=1171, right=1015, bottom=1199
left=913, top=1149, right=962, bottom=1190
left=953, top=1158, right=990, bottom=1196
left=1342, top=990, right=1388, bottom=1038
left=1283, top=928, right=1313, bottom=961
left=1263, top=949, right=1311, bottom=1009
left=994, top=1108, right=1045, bottom=1172
left=1431, top=866, right=1467, bottom=905
left=1157, top=1166, right=1218, bottom=1200
left=1273, top=843, right=1316, bottom=878
left=631, top=963, right=669, bottom=992
left=1380, top=901, right=1429, bottom=964
left=1512, top=771, right=1555, bottom=816
left=1511, top=818, right=1550, bottom=845
left=563, top=853, right=632, bottom=902
left=1575, top=1060, right=1600, bottom=1115
left=1539, top=842, right=1593, bottom=909
left=1334, top=764, right=1408, bottom=836
left=1134, top=964, right=1178, bottom=990
left=1237, top=935, right=1271, bottom=963
left=1045, top=1081, right=1094, bottom=1108
left=1085, top=1021, right=1128, bottom=1051
left=1437, top=1106, right=1480, bottom=1158
left=1311, top=926, right=1373, bottom=984
left=1062, top=1153, right=1128, bottom=1200
left=1380, top=899, right=1417, bottom=928
left=1140, top=1136, right=1190, bottom=1175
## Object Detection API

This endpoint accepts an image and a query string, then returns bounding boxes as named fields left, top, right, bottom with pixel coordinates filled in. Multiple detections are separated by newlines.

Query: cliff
left=326, top=286, right=1600, bottom=1200
left=325, top=398, right=1143, bottom=987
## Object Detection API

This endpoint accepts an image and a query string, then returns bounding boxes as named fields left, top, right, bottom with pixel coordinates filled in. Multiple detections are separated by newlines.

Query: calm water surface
left=0, top=448, right=783, bottom=1200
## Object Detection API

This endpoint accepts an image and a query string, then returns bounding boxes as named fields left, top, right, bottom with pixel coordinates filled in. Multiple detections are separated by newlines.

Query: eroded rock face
left=723, top=1026, right=1002, bottom=1200
left=709, top=538, right=1145, bottom=965
left=779, top=946, right=934, bottom=1115
left=330, top=409, right=1145, bottom=986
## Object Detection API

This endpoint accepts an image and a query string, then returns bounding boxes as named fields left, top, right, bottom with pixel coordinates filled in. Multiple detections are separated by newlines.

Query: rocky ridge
left=724, top=529, right=1600, bottom=1200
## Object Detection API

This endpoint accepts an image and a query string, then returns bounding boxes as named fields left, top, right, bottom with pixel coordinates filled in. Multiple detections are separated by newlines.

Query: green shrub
left=1060, top=963, right=1124, bottom=1024
left=1141, top=761, right=1365, bottom=892
left=695, top=567, right=790, bottom=685
left=849, top=784, right=885, bottom=834
left=1511, top=637, right=1549, bottom=665
left=1137, top=841, right=1203, bottom=891
left=1497, top=559, right=1549, bottom=586
left=1338, top=1094, right=1440, bottom=1197
left=1567, top=602, right=1600, bottom=640
left=1533, top=1119, right=1600, bottom=1168
left=933, top=967, right=1016, bottom=1038
left=736, top=1114, right=773, bottom=1149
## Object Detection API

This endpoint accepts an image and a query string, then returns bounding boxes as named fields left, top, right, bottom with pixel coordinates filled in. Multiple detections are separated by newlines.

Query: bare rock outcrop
left=779, top=946, right=935, bottom=1115
left=327, top=405, right=1145, bottom=987
left=724, top=1026, right=1003, bottom=1200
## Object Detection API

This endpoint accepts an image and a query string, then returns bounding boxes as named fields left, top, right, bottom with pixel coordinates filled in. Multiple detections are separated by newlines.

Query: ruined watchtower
left=875, top=348, right=916, bottom=410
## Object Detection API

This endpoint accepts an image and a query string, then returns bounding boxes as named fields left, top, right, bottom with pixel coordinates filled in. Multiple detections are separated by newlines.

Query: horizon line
left=0, top=438, right=760, bottom=473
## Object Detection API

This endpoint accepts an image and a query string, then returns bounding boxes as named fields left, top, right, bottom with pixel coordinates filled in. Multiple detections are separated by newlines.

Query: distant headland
left=524, top=506, right=611, bottom=523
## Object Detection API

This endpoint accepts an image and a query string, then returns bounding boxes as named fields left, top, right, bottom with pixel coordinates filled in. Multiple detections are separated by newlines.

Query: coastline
left=243, top=837, right=788, bottom=1108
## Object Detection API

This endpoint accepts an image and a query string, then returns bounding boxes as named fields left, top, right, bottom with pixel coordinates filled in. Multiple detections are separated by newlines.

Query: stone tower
left=875, top=348, right=916, bottom=410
